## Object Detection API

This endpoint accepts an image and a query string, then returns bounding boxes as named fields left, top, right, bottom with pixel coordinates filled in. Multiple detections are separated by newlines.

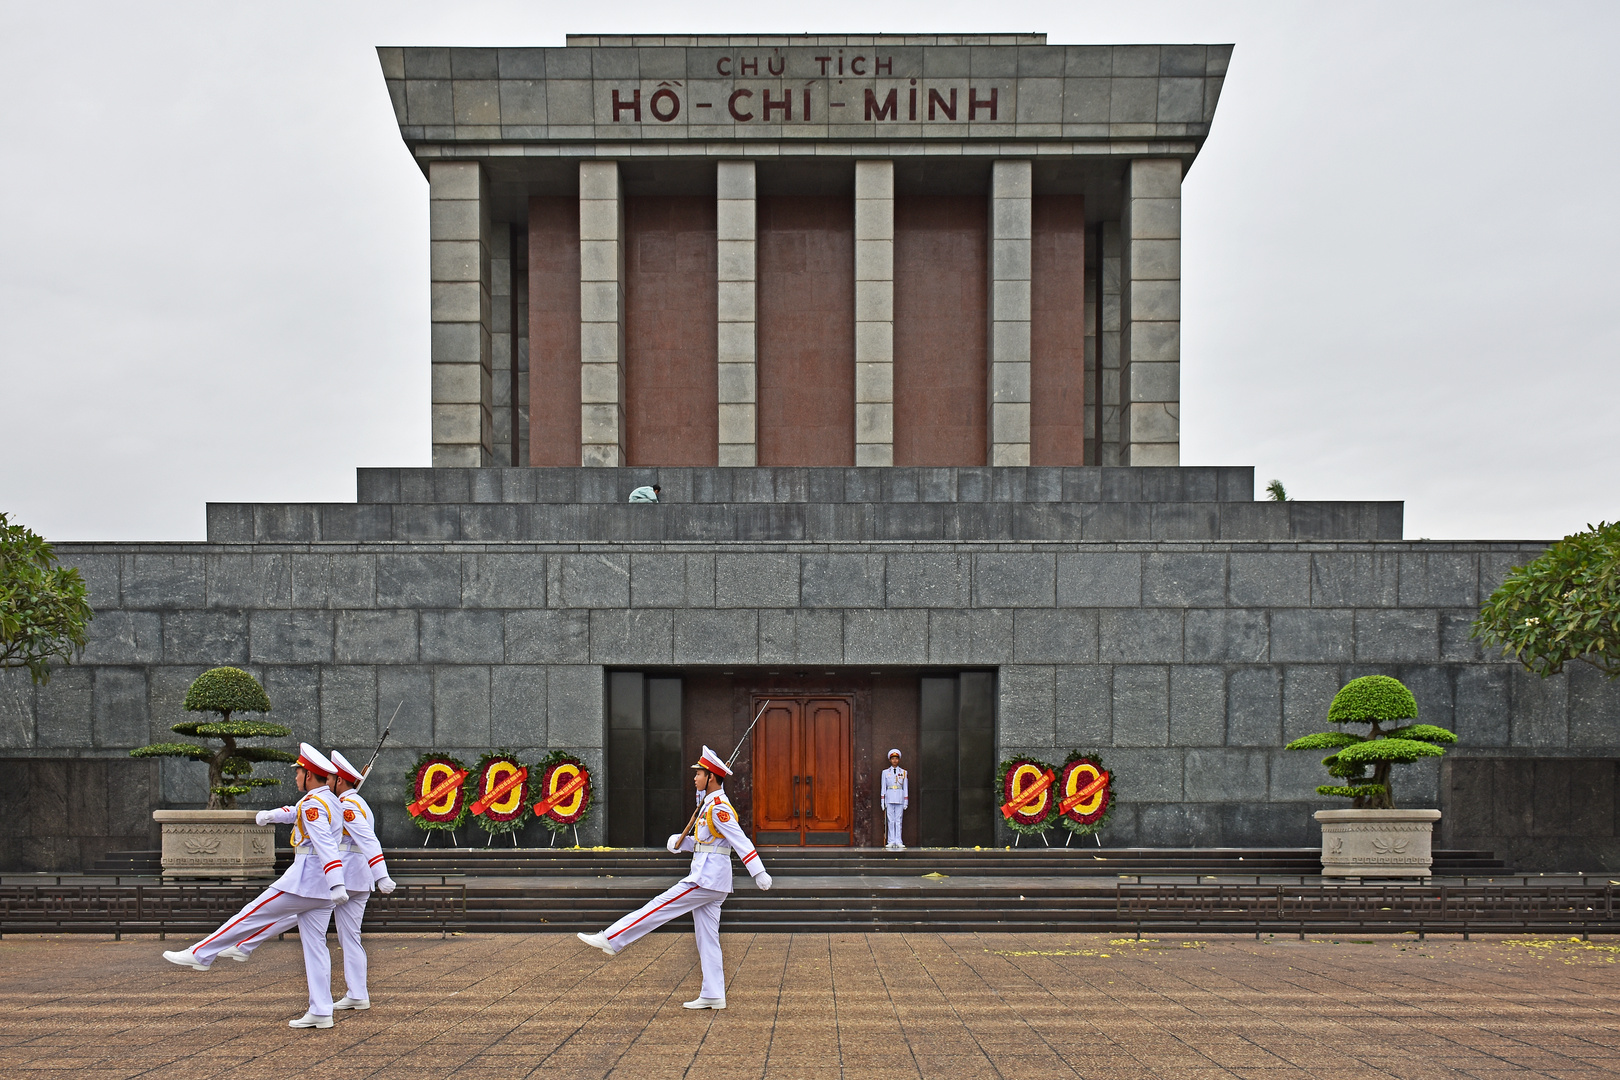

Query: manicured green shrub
left=1285, top=675, right=1456, bottom=809
left=130, top=667, right=295, bottom=809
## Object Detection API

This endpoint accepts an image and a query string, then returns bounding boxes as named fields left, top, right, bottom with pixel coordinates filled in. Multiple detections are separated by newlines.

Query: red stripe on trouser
left=197, top=889, right=284, bottom=948
left=234, top=917, right=284, bottom=948
left=608, top=885, right=699, bottom=940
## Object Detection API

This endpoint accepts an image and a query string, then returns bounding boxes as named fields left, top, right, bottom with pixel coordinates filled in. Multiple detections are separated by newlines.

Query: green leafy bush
left=0, top=511, right=94, bottom=685
left=130, top=667, right=294, bottom=808
left=1473, top=521, right=1620, bottom=678
left=1285, top=675, right=1456, bottom=809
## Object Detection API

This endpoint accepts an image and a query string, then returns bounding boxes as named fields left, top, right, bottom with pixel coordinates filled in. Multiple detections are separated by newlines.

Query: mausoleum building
left=5, top=35, right=1617, bottom=873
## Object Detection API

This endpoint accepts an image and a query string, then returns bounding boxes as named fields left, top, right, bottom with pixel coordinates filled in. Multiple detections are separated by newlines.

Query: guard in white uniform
left=882, top=749, right=909, bottom=850
left=161, top=743, right=349, bottom=1029
left=576, top=746, right=772, bottom=1010
left=218, top=750, right=396, bottom=1012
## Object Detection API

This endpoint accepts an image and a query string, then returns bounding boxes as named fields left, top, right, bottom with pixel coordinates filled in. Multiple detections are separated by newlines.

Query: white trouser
left=190, top=887, right=334, bottom=1015
left=239, top=891, right=372, bottom=1003
left=333, top=892, right=370, bottom=1001
left=885, top=803, right=905, bottom=847
left=601, top=881, right=729, bottom=1000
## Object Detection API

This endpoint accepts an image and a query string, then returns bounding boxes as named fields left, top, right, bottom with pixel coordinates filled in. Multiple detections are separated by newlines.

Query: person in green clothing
left=627, top=484, right=660, bottom=503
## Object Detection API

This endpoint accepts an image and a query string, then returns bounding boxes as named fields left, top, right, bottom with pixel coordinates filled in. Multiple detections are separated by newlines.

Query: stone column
left=579, top=160, right=627, bottom=467
left=716, top=161, right=757, bottom=466
left=988, top=160, right=1032, bottom=466
left=511, top=226, right=530, bottom=469
left=1099, top=222, right=1122, bottom=465
left=1120, top=158, right=1181, bottom=466
left=854, top=159, right=894, bottom=467
left=429, top=161, right=493, bottom=467
left=490, top=226, right=515, bottom=466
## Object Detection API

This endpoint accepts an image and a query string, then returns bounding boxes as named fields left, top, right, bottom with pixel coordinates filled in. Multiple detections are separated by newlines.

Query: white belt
left=695, top=842, right=731, bottom=854
left=338, top=843, right=361, bottom=854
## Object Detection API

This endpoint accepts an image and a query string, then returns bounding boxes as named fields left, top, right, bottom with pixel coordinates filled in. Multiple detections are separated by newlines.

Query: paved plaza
left=3, top=932, right=1620, bottom=1080
left=2, top=930, right=1617, bottom=1079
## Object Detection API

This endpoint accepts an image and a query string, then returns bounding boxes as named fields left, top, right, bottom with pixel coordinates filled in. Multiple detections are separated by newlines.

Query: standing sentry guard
left=882, top=749, right=908, bottom=850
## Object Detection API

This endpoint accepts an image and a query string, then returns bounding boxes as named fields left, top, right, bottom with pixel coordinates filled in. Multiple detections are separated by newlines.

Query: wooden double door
left=752, top=696, right=853, bottom=846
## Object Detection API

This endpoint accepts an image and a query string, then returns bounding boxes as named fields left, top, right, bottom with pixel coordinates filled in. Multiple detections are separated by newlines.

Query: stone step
left=90, top=846, right=1509, bottom=877
left=355, top=466, right=1261, bottom=506
left=205, top=499, right=1403, bottom=544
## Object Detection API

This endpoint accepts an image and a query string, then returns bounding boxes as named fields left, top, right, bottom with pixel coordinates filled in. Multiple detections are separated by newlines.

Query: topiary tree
left=1473, top=520, right=1620, bottom=679
left=1285, top=675, right=1456, bottom=809
left=130, top=667, right=296, bottom=809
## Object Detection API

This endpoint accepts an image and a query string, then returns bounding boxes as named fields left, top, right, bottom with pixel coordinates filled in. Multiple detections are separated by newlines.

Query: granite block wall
left=9, top=531, right=1618, bottom=865
left=0, top=757, right=161, bottom=871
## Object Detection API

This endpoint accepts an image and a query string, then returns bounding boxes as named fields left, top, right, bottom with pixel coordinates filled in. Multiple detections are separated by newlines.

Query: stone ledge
left=356, top=466, right=1257, bottom=505
left=207, top=497, right=1401, bottom=544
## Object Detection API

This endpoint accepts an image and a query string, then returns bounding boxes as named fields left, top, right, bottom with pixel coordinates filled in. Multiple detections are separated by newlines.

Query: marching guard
left=162, top=743, right=349, bottom=1029
left=576, top=746, right=773, bottom=1010
left=326, top=749, right=394, bottom=1009
left=214, top=749, right=395, bottom=1013
left=882, top=749, right=909, bottom=850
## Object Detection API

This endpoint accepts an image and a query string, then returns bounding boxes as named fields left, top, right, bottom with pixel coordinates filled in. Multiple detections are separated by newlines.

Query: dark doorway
left=752, top=696, right=855, bottom=846
left=607, top=669, right=994, bottom=848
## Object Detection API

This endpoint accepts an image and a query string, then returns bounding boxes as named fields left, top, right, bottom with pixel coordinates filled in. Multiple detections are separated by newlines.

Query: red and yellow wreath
left=997, top=757, right=1057, bottom=836
left=469, top=752, right=530, bottom=836
left=1056, top=751, right=1114, bottom=837
left=533, top=751, right=593, bottom=831
left=406, top=753, right=470, bottom=832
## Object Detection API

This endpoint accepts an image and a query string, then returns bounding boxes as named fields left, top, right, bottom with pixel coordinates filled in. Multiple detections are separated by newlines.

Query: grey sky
left=1, top=1, right=1614, bottom=541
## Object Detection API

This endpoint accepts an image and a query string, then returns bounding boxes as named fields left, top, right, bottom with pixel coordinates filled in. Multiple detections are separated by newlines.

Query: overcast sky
left=1, top=1, right=1614, bottom=542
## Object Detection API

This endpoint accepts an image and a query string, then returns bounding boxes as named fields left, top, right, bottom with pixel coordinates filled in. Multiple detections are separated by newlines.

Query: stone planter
left=153, top=810, right=276, bottom=879
left=1315, top=808, right=1441, bottom=878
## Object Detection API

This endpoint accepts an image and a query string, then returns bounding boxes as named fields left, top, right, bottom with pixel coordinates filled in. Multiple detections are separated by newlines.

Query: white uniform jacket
left=672, top=787, right=766, bottom=894
left=882, top=766, right=909, bottom=806
left=260, top=787, right=347, bottom=900
left=337, top=790, right=389, bottom=893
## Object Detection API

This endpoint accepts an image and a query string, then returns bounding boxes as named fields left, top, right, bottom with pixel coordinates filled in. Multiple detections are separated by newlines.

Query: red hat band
left=296, top=742, right=335, bottom=776
left=692, top=745, right=732, bottom=778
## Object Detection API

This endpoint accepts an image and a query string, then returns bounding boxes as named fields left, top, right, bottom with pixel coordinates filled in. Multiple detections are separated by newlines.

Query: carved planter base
left=153, top=810, right=276, bottom=879
left=1315, top=808, right=1441, bottom=878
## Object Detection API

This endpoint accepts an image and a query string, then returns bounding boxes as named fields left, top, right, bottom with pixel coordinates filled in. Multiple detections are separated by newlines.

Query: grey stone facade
left=7, top=467, right=1615, bottom=864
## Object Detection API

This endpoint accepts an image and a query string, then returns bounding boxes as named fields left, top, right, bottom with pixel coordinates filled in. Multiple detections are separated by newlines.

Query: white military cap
left=328, top=750, right=364, bottom=785
left=887, top=748, right=902, bottom=758
left=296, top=742, right=335, bottom=776
left=692, top=746, right=732, bottom=778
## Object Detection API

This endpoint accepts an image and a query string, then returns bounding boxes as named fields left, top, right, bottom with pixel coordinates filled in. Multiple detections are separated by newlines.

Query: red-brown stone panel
left=527, top=196, right=581, bottom=465
left=1031, top=194, right=1088, bottom=465
left=625, top=196, right=719, bottom=465
left=894, top=195, right=987, bottom=466
left=758, top=195, right=856, bottom=466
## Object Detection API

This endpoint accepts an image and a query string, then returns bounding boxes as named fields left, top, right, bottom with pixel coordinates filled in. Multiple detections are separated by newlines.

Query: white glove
left=330, top=887, right=350, bottom=906
left=667, top=833, right=684, bottom=853
left=755, top=872, right=773, bottom=892
left=377, top=877, right=397, bottom=895
left=254, top=811, right=273, bottom=826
